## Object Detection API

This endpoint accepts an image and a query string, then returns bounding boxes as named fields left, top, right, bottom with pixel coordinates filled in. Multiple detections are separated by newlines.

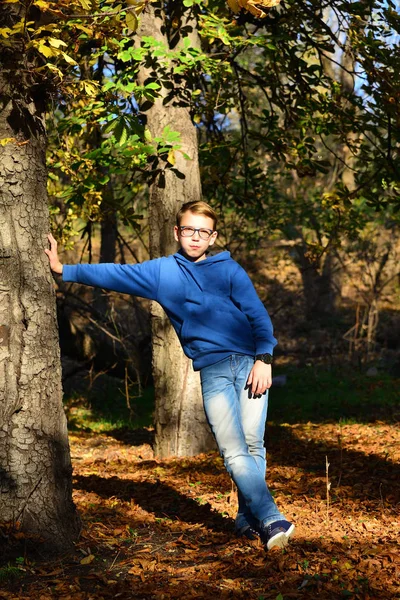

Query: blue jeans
left=200, top=354, right=284, bottom=529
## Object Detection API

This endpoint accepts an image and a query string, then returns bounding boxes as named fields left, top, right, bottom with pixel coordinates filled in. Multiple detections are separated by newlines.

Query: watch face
left=257, top=353, right=273, bottom=364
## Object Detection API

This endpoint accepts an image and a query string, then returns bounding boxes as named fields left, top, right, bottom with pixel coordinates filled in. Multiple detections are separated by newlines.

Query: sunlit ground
left=1, top=366, right=399, bottom=599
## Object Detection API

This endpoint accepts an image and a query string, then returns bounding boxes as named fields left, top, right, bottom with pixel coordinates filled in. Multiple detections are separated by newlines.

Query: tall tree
left=136, top=1, right=215, bottom=457
left=0, top=2, right=80, bottom=549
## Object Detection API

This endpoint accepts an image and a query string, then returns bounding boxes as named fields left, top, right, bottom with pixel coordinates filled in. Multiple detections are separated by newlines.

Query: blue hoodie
left=62, top=250, right=277, bottom=370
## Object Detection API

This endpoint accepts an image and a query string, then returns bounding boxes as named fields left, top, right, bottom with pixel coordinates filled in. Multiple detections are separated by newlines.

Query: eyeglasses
left=179, top=226, right=214, bottom=240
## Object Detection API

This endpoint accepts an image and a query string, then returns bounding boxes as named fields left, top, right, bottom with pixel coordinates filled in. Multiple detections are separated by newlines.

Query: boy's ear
left=209, top=231, right=218, bottom=245
left=173, top=226, right=180, bottom=243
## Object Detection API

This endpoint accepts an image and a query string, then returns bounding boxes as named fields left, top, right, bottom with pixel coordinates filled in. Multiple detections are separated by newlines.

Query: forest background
left=0, top=0, right=399, bottom=598
left=43, top=0, right=400, bottom=435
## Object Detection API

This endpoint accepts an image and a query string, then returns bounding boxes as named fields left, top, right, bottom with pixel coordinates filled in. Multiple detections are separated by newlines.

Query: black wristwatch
left=255, top=353, right=273, bottom=364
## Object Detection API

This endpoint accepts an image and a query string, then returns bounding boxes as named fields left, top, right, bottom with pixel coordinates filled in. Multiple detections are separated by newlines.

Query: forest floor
left=1, top=368, right=399, bottom=600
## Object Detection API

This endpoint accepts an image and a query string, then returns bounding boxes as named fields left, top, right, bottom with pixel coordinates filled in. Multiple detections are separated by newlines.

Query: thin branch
left=59, top=4, right=140, bottom=20
left=233, top=61, right=275, bottom=119
left=318, top=134, right=359, bottom=172
left=116, top=230, right=140, bottom=263
left=297, top=0, right=344, bottom=49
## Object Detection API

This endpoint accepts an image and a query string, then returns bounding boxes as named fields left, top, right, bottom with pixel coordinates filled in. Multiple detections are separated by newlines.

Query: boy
left=45, top=200, right=295, bottom=551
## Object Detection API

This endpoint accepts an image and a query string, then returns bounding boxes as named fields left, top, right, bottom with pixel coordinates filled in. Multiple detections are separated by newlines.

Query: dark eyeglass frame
left=179, top=226, right=215, bottom=240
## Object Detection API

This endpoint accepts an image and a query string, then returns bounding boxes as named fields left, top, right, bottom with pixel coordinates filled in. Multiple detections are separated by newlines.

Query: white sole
left=267, top=524, right=295, bottom=550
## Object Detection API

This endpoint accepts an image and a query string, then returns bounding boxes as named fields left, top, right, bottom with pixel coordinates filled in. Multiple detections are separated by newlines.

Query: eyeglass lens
left=180, top=227, right=212, bottom=240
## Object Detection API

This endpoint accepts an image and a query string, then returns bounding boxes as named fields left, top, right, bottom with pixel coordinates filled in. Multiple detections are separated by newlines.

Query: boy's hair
left=176, top=201, right=218, bottom=230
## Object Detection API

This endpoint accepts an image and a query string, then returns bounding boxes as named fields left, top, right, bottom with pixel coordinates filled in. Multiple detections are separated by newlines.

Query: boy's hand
left=247, top=361, right=272, bottom=396
left=44, top=233, right=63, bottom=274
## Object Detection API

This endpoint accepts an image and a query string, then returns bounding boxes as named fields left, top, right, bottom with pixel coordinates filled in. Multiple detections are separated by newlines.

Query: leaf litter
left=1, top=421, right=399, bottom=599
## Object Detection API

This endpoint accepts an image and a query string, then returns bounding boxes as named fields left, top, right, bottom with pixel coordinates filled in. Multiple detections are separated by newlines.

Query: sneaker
left=235, top=524, right=261, bottom=541
left=260, top=520, right=295, bottom=550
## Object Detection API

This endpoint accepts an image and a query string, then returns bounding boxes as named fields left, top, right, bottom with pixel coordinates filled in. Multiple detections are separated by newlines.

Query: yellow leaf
left=60, top=50, right=77, bottom=65
left=126, top=0, right=146, bottom=12
left=167, top=149, right=176, bottom=165
left=80, top=554, right=95, bottom=565
left=37, top=43, right=56, bottom=58
left=0, top=138, right=15, bottom=146
left=73, top=23, right=93, bottom=35
left=144, top=127, right=152, bottom=142
left=227, top=0, right=280, bottom=18
left=3, top=0, right=20, bottom=3
left=33, top=0, right=52, bottom=9
left=48, top=37, right=67, bottom=49
left=37, top=62, right=64, bottom=79
left=126, top=11, right=138, bottom=32
left=226, top=0, right=240, bottom=12
left=0, top=28, right=12, bottom=38
left=77, top=0, right=92, bottom=9
left=81, top=81, right=99, bottom=95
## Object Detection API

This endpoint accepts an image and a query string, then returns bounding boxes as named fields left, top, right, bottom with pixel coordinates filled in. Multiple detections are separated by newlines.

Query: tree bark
left=137, top=2, right=215, bottom=457
left=0, top=7, right=80, bottom=550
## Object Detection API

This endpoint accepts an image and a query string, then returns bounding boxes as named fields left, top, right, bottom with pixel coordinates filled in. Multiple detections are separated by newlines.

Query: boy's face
left=174, top=211, right=218, bottom=262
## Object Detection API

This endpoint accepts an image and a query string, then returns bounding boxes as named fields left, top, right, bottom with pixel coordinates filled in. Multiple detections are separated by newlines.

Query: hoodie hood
left=173, top=250, right=232, bottom=293
left=174, top=249, right=231, bottom=266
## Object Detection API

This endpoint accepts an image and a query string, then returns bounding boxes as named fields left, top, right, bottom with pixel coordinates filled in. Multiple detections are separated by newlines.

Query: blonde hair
left=176, top=201, right=218, bottom=229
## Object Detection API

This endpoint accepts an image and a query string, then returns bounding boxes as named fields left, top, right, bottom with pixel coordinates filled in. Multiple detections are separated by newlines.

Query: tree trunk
left=0, top=8, right=80, bottom=550
left=137, top=2, right=215, bottom=457
left=93, top=211, right=118, bottom=315
left=294, top=244, right=337, bottom=320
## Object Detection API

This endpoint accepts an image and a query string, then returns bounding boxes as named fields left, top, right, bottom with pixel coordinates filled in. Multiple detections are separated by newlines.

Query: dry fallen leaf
left=80, top=554, right=95, bottom=565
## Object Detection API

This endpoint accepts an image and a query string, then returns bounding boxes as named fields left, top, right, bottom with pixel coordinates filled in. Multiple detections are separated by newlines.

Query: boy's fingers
left=48, top=233, right=57, bottom=247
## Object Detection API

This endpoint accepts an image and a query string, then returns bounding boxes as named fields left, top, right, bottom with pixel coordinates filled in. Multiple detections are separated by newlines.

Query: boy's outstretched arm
left=45, top=233, right=63, bottom=274
left=44, top=233, right=161, bottom=300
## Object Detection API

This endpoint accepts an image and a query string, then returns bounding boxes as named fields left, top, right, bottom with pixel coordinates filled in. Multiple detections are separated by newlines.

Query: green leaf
left=114, top=117, right=129, bottom=146
left=119, top=50, right=132, bottom=62
left=145, top=82, right=161, bottom=90
left=103, top=118, right=118, bottom=134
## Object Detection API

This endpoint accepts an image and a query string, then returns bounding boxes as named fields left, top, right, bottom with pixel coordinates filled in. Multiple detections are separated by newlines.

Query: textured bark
left=0, top=7, right=80, bottom=550
left=137, top=2, right=215, bottom=457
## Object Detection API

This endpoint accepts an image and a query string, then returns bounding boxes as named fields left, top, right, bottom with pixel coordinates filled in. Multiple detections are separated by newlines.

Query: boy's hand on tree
left=45, top=233, right=63, bottom=274
left=247, top=361, right=272, bottom=396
